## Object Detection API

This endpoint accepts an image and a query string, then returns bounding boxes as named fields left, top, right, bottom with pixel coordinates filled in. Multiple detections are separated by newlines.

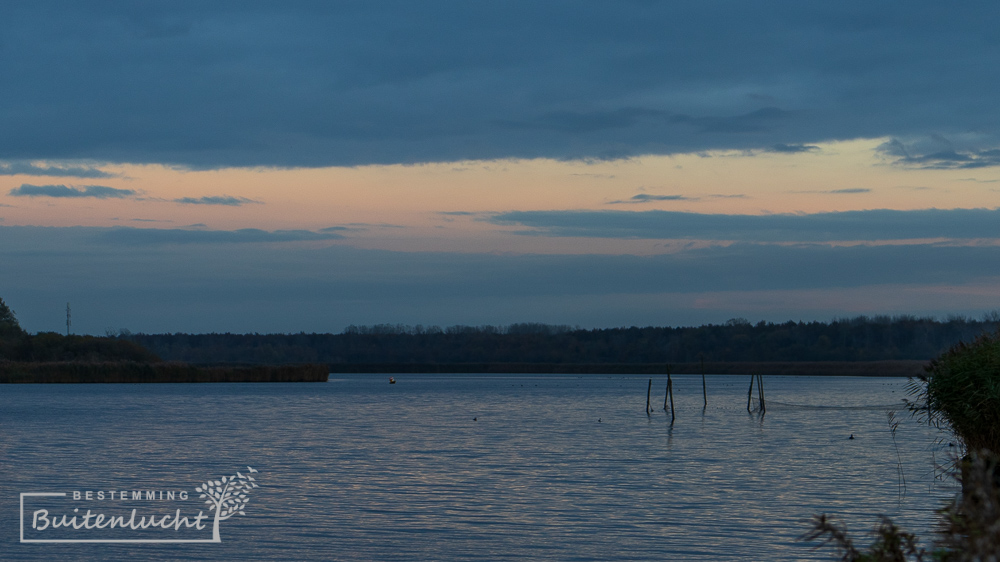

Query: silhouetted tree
left=0, top=297, right=24, bottom=338
left=0, top=297, right=27, bottom=360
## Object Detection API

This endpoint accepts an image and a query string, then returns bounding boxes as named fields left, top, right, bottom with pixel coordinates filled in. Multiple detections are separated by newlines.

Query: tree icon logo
left=194, top=466, right=260, bottom=542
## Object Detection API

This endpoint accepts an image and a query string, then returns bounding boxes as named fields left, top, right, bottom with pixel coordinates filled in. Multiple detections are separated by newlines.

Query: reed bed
left=0, top=361, right=329, bottom=383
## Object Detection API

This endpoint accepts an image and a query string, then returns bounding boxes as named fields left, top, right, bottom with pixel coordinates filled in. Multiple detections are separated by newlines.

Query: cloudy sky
left=2, top=1, right=1000, bottom=334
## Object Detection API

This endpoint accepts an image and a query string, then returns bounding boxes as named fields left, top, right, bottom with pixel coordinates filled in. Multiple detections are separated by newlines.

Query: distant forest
left=129, top=315, right=1000, bottom=365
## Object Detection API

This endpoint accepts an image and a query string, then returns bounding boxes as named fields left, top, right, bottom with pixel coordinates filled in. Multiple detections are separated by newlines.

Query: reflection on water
left=0, top=375, right=955, bottom=560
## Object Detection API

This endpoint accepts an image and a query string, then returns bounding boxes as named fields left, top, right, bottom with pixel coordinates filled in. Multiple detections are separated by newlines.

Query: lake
left=1, top=374, right=956, bottom=560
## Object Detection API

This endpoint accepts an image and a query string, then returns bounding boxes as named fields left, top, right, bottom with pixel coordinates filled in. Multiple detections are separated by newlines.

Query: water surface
left=1, top=375, right=955, bottom=560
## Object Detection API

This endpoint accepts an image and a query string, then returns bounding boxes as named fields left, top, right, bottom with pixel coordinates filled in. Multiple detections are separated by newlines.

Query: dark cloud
left=499, top=108, right=669, bottom=134
left=878, top=138, right=1000, bottom=169
left=173, top=195, right=262, bottom=206
left=8, top=183, right=137, bottom=199
left=490, top=208, right=1000, bottom=242
left=768, top=144, right=819, bottom=153
left=792, top=188, right=871, bottom=194
left=2, top=3, right=999, bottom=167
left=608, top=194, right=694, bottom=204
left=675, top=107, right=794, bottom=134
left=343, top=223, right=408, bottom=229
left=3, top=224, right=1000, bottom=333
left=0, top=161, right=116, bottom=178
left=96, top=227, right=344, bottom=245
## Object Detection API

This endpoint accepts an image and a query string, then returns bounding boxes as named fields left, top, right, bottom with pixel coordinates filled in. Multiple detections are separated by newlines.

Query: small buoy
left=849, top=434, right=855, bottom=440
left=598, top=418, right=602, bottom=423
left=473, top=417, right=477, bottom=421
left=389, top=377, right=396, bottom=384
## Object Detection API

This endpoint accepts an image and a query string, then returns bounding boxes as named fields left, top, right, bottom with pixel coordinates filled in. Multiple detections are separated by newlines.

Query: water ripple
left=1, top=375, right=954, bottom=560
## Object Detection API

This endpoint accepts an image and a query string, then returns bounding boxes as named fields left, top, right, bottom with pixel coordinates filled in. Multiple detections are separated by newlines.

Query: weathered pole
left=701, top=357, right=707, bottom=408
left=668, top=374, right=675, bottom=423
left=746, top=374, right=755, bottom=412
left=646, top=378, right=652, bottom=415
left=757, top=373, right=766, bottom=413
left=663, top=365, right=671, bottom=411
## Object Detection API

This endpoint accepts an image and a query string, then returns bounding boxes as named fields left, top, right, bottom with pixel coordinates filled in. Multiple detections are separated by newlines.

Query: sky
left=2, top=1, right=1000, bottom=334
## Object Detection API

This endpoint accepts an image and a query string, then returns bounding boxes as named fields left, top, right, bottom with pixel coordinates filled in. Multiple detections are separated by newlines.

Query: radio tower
left=66, top=302, right=71, bottom=336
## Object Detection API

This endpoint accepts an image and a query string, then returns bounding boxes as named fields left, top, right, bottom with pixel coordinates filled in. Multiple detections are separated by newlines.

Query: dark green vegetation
left=916, top=330, right=1000, bottom=454
left=131, top=316, right=998, bottom=366
left=807, top=332, right=1000, bottom=560
left=0, top=298, right=326, bottom=383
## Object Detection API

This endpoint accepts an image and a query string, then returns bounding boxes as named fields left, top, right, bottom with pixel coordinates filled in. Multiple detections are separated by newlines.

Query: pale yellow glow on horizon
left=2, top=138, right=999, bottom=254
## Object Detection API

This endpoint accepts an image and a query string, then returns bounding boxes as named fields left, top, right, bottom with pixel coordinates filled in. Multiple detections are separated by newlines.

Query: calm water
left=1, top=375, right=955, bottom=560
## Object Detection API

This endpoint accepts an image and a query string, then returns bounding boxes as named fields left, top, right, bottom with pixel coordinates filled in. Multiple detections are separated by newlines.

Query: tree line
left=127, top=315, right=1000, bottom=365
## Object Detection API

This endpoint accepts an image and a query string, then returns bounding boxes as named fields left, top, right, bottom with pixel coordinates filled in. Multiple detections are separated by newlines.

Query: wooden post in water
left=646, top=378, right=652, bottom=415
left=668, top=373, right=675, bottom=423
left=663, top=365, right=671, bottom=411
left=746, top=374, right=755, bottom=412
left=700, top=357, right=707, bottom=409
left=757, top=373, right=766, bottom=414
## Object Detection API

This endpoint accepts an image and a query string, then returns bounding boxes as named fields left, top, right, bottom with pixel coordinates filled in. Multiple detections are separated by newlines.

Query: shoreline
left=0, top=362, right=329, bottom=383
left=0, top=360, right=929, bottom=382
left=327, top=360, right=928, bottom=377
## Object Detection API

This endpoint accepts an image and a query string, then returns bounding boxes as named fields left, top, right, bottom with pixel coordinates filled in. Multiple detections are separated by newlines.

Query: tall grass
left=803, top=514, right=926, bottom=561
left=912, top=330, right=1000, bottom=455
left=887, top=411, right=907, bottom=502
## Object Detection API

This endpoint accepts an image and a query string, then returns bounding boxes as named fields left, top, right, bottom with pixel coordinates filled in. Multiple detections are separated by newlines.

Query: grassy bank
left=0, top=361, right=329, bottom=383
left=327, top=360, right=927, bottom=376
